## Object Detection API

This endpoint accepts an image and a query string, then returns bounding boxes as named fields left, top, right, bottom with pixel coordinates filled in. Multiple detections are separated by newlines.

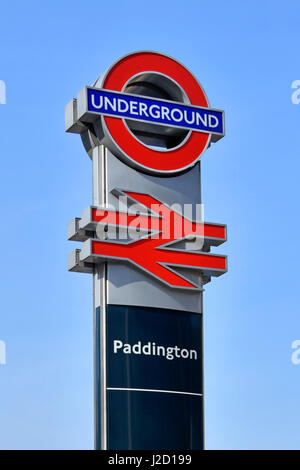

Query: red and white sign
left=80, top=191, right=227, bottom=290
left=100, top=51, right=214, bottom=174
left=67, top=51, right=227, bottom=291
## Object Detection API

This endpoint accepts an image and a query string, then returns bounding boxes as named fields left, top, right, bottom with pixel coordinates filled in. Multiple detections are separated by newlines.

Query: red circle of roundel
left=102, top=51, right=210, bottom=174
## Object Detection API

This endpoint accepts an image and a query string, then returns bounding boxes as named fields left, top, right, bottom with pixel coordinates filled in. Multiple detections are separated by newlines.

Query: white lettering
left=0, top=80, right=6, bottom=105
left=123, top=344, right=131, bottom=354
left=157, top=346, right=165, bottom=357
left=170, top=108, right=183, bottom=122
left=104, top=96, right=117, bottom=111
left=208, top=114, right=219, bottom=128
left=112, top=339, right=198, bottom=361
left=181, top=348, right=189, bottom=359
left=161, top=106, right=171, bottom=121
left=149, top=104, right=161, bottom=119
left=132, top=342, right=141, bottom=354
left=139, top=102, right=149, bottom=117
left=117, top=99, right=129, bottom=113
left=190, top=349, right=197, bottom=360
left=292, top=340, right=300, bottom=365
left=142, top=342, right=151, bottom=355
left=196, top=112, right=207, bottom=127
left=291, top=80, right=300, bottom=104
left=113, top=340, right=123, bottom=353
left=108, top=455, right=143, bottom=467
left=183, top=109, right=195, bottom=124
left=129, top=101, right=139, bottom=115
left=91, top=93, right=103, bottom=109
left=0, top=340, right=6, bottom=365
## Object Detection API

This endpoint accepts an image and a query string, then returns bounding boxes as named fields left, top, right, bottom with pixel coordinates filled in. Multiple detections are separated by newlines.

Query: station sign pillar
left=66, top=51, right=227, bottom=450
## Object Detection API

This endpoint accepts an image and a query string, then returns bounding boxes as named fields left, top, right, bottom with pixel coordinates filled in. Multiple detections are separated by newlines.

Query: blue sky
left=0, top=0, right=299, bottom=449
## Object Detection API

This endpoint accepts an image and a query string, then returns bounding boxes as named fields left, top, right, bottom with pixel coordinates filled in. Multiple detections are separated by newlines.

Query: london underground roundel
left=78, top=51, right=225, bottom=175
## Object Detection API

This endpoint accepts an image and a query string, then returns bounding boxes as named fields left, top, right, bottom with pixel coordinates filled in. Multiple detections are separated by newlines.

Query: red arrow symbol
left=86, top=191, right=227, bottom=289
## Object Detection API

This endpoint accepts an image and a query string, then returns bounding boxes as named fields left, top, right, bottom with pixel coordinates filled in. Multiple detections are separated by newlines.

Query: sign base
left=95, top=304, right=204, bottom=450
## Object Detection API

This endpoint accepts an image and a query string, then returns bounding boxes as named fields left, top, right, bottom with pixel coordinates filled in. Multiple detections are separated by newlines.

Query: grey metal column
left=96, top=150, right=205, bottom=450
left=92, top=145, right=107, bottom=450
left=91, top=147, right=205, bottom=449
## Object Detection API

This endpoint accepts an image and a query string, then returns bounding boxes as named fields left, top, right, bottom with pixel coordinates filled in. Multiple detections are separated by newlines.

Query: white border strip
left=107, top=387, right=202, bottom=397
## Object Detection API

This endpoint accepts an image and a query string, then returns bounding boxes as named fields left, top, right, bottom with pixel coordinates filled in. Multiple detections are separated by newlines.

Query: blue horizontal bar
left=87, top=88, right=224, bottom=135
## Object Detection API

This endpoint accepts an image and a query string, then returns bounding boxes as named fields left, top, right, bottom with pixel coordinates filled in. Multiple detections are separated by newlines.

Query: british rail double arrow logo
left=76, top=191, right=227, bottom=290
